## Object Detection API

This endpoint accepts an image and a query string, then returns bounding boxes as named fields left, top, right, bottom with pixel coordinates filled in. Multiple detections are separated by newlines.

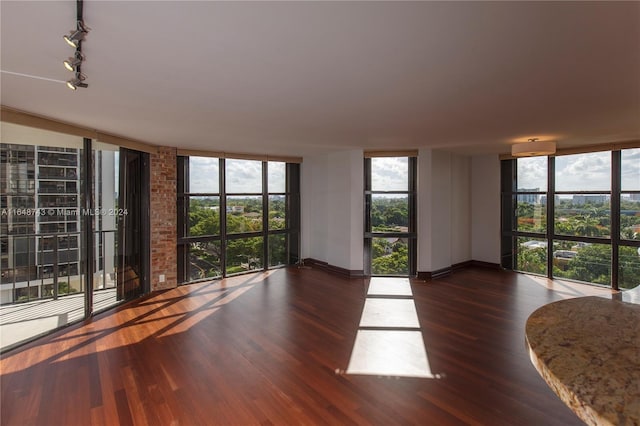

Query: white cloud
left=225, top=159, right=262, bottom=193
left=518, top=150, right=639, bottom=193
left=268, top=162, right=286, bottom=193
left=555, top=152, right=611, bottom=191
left=621, top=148, right=640, bottom=191
left=371, top=157, right=408, bottom=192
left=517, top=156, right=547, bottom=191
left=189, top=157, right=219, bottom=193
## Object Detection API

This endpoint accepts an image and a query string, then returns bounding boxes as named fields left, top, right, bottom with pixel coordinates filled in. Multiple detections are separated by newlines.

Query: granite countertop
left=525, top=296, right=640, bottom=426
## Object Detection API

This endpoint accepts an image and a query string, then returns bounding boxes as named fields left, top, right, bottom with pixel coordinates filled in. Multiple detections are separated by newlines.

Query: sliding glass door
left=0, top=123, right=150, bottom=350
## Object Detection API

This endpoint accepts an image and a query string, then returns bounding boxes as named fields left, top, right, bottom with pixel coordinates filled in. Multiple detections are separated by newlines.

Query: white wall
left=417, top=149, right=472, bottom=273
left=302, top=148, right=479, bottom=274
left=451, top=155, right=471, bottom=264
left=301, top=154, right=329, bottom=262
left=471, top=154, right=501, bottom=264
left=301, top=150, right=364, bottom=271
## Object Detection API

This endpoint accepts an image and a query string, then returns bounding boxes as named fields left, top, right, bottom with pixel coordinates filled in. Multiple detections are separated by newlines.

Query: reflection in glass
left=621, top=195, right=640, bottom=240
left=189, top=157, right=219, bottom=193
left=552, top=241, right=610, bottom=286
left=619, top=246, right=640, bottom=290
left=226, top=159, right=262, bottom=193
left=269, top=234, right=286, bottom=267
left=268, top=195, right=286, bottom=230
left=517, top=156, right=547, bottom=192
left=554, top=195, right=610, bottom=238
left=371, top=157, right=408, bottom=192
left=188, top=196, right=220, bottom=236
left=371, top=195, right=408, bottom=232
left=371, top=237, right=408, bottom=275
left=555, top=152, right=611, bottom=192
left=226, top=237, right=263, bottom=274
left=189, top=241, right=222, bottom=281
left=268, top=161, right=286, bottom=193
left=516, top=237, right=547, bottom=275
left=621, top=148, right=640, bottom=191
left=515, top=197, right=546, bottom=233
left=226, top=196, right=262, bottom=233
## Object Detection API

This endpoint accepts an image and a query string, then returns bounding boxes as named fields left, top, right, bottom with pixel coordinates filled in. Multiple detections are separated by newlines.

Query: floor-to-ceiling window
left=177, top=156, right=300, bottom=283
left=364, top=156, right=417, bottom=276
left=0, top=122, right=150, bottom=351
left=501, top=147, right=640, bottom=290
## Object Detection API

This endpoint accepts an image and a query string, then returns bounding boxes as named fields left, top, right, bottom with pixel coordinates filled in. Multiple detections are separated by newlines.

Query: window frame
left=177, top=157, right=300, bottom=283
left=501, top=149, right=640, bottom=290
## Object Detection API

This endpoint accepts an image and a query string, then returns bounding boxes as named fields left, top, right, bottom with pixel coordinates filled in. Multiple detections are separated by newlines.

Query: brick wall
left=150, top=146, right=177, bottom=290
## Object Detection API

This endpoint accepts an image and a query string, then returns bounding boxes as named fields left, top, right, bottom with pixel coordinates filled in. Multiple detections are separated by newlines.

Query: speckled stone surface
left=526, top=296, right=640, bottom=426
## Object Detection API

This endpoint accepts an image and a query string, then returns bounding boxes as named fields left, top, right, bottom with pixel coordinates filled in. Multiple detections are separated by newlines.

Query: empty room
left=1, top=1, right=639, bottom=425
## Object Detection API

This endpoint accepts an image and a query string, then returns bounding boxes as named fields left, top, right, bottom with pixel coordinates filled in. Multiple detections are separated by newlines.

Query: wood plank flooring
left=0, top=266, right=614, bottom=425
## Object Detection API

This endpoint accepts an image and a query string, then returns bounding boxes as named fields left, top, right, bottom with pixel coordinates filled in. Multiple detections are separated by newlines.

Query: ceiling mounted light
left=63, top=21, right=89, bottom=48
left=511, top=138, right=556, bottom=157
left=66, top=73, right=88, bottom=90
left=63, top=52, right=85, bottom=72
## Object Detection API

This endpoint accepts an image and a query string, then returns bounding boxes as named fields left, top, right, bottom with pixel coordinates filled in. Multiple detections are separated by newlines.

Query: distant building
left=572, top=195, right=609, bottom=205
left=1, top=144, right=116, bottom=304
left=516, top=188, right=540, bottom=204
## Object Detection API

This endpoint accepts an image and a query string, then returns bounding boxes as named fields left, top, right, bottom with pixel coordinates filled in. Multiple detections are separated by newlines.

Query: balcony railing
left=0, top=230, right=117, bottom=305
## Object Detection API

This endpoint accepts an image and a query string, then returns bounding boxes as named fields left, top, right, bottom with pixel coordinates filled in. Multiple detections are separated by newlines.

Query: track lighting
left=63, top=52, right=85, bottom=72
left=63, top=2, right=89, bottom=91
left=66, top=73, right=88, bottom=90
left=63, top=21, right=89, bottom=48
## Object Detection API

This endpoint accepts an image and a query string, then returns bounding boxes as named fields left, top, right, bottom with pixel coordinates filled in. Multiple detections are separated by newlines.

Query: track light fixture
left=63, top=1, right=89, bottom=90
left=63, top=52, right=85, bottom=72
left=63, top=21, right=89, bottom=48
left=66, top=73, right=87, bottom=91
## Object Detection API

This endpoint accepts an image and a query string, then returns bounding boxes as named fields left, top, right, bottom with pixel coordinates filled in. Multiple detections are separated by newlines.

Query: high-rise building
left=0, top=143, right=116, bottom=304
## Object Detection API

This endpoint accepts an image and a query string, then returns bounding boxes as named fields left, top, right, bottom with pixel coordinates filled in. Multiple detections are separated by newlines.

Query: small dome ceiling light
left=511, top=138, right=556, bottom=157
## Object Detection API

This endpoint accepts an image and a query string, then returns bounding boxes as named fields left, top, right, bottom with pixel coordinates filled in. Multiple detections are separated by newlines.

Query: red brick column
left=150, top=146, right=177, bottom=290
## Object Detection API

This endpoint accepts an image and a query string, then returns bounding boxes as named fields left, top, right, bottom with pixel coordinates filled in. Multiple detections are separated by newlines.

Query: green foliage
left=187, top=196, right=288, bottom=277
left=619, top=246, right=640, bottom=289
left=516, top=202, right=546, bottom=233
left=558, top=245, right=612, bottom=285
left=517, top=247, right=547, bottom=275
left=371, top=197, right=408, bottom=232
left=226, top=238, right=263, bottom=273
left=268, top=235, right=286, bottom=266
left=372, top=239, right=408, bottom=275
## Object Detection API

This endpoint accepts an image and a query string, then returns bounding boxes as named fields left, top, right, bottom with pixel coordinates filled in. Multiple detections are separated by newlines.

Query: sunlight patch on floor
left=346, top=277, right=438, bottom=379
left=527, top=275, right=616, bottom=299
left=347, top=330, right=434, bottom=378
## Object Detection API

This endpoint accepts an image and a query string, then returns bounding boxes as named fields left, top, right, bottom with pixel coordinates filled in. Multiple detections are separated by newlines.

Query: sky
left=189, top=157, right=285, bottom=194
left=187, top=149, right=638, bottom=195
left=517, top=148, right=640, bottom=192
left=371, top=157, right=408, bottom=192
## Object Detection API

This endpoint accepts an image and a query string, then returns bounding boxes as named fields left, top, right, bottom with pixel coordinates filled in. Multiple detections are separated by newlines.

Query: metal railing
left=0, top=230, right=117, bottom=305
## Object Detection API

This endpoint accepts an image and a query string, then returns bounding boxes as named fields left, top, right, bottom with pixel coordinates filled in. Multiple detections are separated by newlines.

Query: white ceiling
left=1, top=1, right=639, bottom=157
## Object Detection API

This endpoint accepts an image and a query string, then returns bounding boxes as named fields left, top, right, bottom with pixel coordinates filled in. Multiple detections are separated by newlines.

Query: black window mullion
left=547, top=156, right=555, bottom=279
left=262, top=161, right=268, bottom=270
left=363, top=158, right=372, bottom=276
left=220, top=158, right=227, bottom=277
left=611, top=151, right=621, bottom=290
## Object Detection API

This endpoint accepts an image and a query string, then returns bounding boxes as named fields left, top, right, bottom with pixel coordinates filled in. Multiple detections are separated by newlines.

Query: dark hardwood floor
left=0, top=266, right=613, bottom=425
